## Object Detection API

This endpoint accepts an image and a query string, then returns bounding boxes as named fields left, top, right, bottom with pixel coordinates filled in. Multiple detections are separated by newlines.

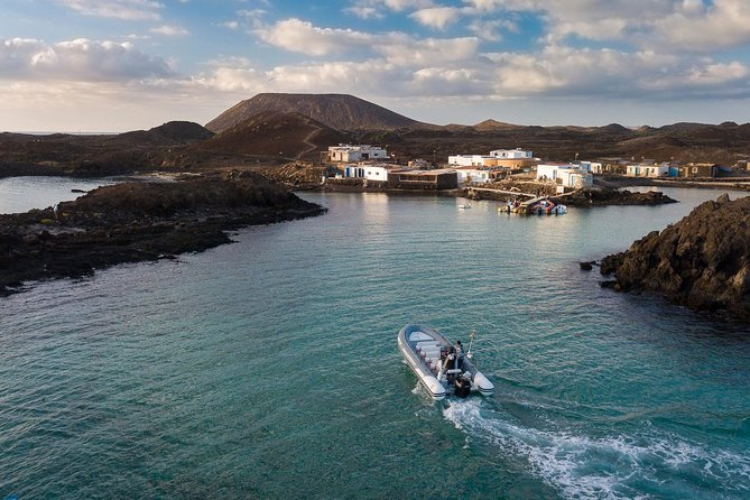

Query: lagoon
left=1, top=182, right=749, bottom=499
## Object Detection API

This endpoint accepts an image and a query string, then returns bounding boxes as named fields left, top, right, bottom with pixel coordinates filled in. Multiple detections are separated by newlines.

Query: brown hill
left=205, top=93, right=432, bottom=133
left=473, top=119, right=520, bottom=131
left=199, top=110, right=349, bottom=160
left=107, top=121, right=213, bottom=147
left=149, top=121, right=214, bottom=142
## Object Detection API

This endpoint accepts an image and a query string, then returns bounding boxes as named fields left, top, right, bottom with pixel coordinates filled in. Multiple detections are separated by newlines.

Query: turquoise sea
left=1, top=179, right=749, bottom=499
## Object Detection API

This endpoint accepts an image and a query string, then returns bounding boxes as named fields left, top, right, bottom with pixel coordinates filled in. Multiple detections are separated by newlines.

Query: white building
left=329, top=144, right=388, bottom=162
left=343, top=164, right=399, bottom=181
left=537, top=163, right=593, bottom=188
left=363, top=165, right=394, bottom=181
left=454, top=167, right=492, bottom=185
left=489, top=148, right=533, bottom=159
left=626, top=163, right=668, bottom=177
left=448, top=155, right=489, bottom=167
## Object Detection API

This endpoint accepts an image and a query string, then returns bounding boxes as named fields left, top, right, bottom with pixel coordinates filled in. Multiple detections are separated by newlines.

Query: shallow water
left=0, top=176, right=116, bottom=214
left=1, top=183, right=749, bottom=499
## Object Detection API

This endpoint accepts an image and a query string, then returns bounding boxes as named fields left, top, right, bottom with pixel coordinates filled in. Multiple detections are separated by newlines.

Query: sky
left=1, top=0, right=750, bottom=132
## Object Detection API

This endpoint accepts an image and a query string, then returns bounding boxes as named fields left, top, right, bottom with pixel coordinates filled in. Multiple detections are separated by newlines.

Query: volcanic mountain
left=199, top=110, right=349, bottom=160
left=205, top=93, right=432, bottom=133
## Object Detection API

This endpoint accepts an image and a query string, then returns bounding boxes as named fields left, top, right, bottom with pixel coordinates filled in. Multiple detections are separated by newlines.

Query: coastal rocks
left=0, top=173, right=326, bottom=296
left=565, top=189, right=677, bottom=207
left=600, top=194, right=750, bottom=320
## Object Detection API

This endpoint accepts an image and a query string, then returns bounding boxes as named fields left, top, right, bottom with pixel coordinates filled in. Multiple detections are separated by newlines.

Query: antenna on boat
left=467, top=328, right=476, bottom=359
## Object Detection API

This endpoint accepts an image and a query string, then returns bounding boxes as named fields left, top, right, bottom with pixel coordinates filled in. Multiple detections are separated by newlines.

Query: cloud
left=410, top=7, right=461, bottom=30
left=459, top=0, right=750, bottom=52
left=0, top=37, right=175, bottom=82
left=56, top=0, right=164, bottom=20
left=254, top=18, right=375, bottom=56
left=345, top=0, right=434, bottom=19
left=255, top=17, right=480, bottom=66
left=150, top=25, right=189, bottom=36
left=344, top=6, right=384, bottom=19
left=650, top=0, right=750, bottom=51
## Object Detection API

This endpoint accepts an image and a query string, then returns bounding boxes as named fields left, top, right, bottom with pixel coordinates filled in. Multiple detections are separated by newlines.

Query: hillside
left=205, top=93, right=432, bottom=133
left=3, top=94, right=750, bottom=177
left=199, top=111, right=349, bottom=160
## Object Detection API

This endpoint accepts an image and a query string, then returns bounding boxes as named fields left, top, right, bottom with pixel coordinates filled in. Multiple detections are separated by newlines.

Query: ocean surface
left=0, top=177, right=116, bottom=214
left=1, top=181, right=749, bottom=499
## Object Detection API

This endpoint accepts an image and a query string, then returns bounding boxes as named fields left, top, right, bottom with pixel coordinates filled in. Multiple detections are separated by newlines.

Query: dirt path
left=297, top=125, right=322, bottom=160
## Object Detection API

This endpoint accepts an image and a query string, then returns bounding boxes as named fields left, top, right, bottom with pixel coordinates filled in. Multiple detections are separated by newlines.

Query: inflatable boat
left=397, top=324, right=494, bottom=400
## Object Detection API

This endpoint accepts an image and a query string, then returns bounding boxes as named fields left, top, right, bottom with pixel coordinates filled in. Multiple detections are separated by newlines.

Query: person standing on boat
left=454, top=341, right=464, bottom=370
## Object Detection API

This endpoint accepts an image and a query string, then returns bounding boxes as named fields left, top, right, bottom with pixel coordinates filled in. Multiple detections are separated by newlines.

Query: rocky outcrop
left=600, top=194, right=750, bottom=319
left=565, top=189, right=677, bottom=206
left=0, top=173, right=326, bottom=296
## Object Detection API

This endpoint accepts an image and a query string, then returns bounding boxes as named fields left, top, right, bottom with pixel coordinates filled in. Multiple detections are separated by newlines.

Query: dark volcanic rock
left=0, top=173, right=326, bottom=296
left=565, top=189, right=678, bottom=207
left=600, top=194, right=750, bottom=319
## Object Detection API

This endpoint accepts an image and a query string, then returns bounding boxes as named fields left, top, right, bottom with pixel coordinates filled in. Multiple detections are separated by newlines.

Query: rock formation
left=600, top=194, right=750, bottom=319
left=0, top=173, right=326, bottom=296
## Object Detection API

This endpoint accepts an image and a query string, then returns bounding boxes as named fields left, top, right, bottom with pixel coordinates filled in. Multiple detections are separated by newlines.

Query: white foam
left=443, top=401, right=750, bottom=499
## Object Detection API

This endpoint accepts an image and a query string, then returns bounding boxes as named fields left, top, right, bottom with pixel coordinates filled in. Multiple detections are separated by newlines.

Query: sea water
left=1, top=183, right=749, bottom=499
left=0, top=177, right=116, bottom=214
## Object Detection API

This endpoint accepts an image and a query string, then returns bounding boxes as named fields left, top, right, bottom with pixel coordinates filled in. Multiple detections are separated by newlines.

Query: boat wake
left=443, top=399, right=750, bottom=500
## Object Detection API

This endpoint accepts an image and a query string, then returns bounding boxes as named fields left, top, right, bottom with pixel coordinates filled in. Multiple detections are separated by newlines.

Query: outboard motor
left=454, top=377, right=471, bottom=398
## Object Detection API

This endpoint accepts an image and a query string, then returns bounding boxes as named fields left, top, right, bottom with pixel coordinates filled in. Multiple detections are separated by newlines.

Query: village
left=321, top=143, right=743, bottom=195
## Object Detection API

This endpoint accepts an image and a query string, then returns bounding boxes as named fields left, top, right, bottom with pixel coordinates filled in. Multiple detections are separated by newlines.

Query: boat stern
left=423, top=375, right=446, bottom=400
left=472, top=372, right=494, bottom=396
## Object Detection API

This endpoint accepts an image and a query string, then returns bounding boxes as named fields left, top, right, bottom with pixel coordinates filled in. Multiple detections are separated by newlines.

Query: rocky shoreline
left=597, top=194, right=750, bottom=320
left=0, top=172, right=326, bottom=297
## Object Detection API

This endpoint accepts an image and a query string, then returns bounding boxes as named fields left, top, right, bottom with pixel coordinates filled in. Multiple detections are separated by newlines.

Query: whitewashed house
left=329, top=144, right=388, bottom=162
left=537, top=163, right=593, bottom=188
left=448, top=155, right=490, bottom=167
left=626, top=163, right=668, bottom=177
left=455, top=166, right=491, bottom=185
left=363, top=165, right=394, bottom=181
left=489, top=148, right=534, bottom=159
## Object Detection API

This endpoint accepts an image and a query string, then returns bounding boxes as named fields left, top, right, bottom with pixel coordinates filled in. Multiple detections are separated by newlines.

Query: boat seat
left=416, top=341, right=439, bottom=351
left=420, top=348, right=440, bottom=359
left=446, top=368, right=462, bottom=374
left=409, top=331, right=434, bottom=342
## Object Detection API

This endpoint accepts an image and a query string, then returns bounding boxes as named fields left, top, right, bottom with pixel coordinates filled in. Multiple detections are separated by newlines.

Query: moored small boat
left=397, top=324, right=494, bottom=400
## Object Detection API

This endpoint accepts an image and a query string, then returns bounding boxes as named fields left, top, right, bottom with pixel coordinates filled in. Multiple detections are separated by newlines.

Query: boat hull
left=397, top=324, right=494, bottom=400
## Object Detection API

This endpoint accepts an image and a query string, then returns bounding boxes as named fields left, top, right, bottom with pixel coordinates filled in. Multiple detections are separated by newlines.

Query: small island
left=0, top=172, right=326, bottom=296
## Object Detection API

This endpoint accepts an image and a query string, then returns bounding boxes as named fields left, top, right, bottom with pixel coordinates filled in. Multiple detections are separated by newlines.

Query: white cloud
left=57, top=0, right=164, bottom=20
left=459, top=0, right=750, bottom=52
left=410, top=7, right=461, bottom=30
left=467, top=18, right=515, bottom=41
left=650, top=0, right=750, bottom=51
left=255, top=18, right=480, bottom=66
left=344, top=6, right=384, bottom=19
left=150, top=25, right=189, bottom=36
left=254, top=18, right=374, bottom=56
left=221, top=21, right=240, bottom=30
left=0, top=37, right=174, bottom=82
left=345, top=0, right=434, bottom=19
left=376, top=36, right=480, bottom=66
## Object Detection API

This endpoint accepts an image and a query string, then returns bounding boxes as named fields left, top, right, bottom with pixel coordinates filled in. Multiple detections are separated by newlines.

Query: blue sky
left=1, top=0, right=749, bottom=132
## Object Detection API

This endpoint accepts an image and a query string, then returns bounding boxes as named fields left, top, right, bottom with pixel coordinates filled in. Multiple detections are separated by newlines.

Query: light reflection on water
left=1, top=181, right=749, bottom=499
left=0, top=176, right=116, bottom=214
